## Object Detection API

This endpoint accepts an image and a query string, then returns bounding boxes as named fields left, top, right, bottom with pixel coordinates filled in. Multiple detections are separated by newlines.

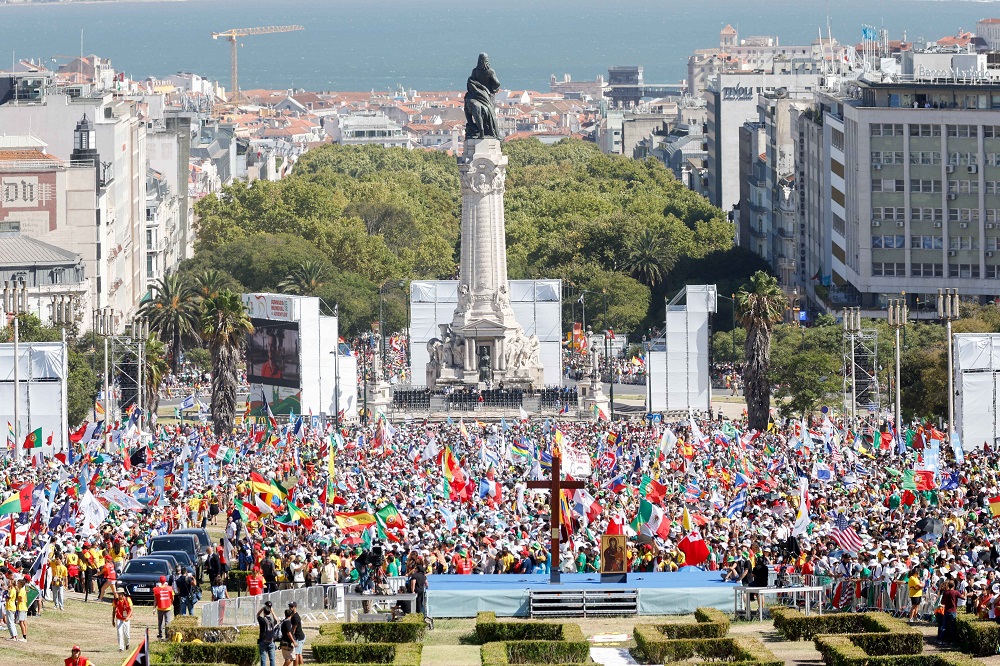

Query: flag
left=726, top=489, right=747, bottom=518
left=630, top=499, right=667, bottom=538
left=48, top=500, right=71, bottom=531
left=682, top=507, right=692, bottom=532
left=5, top=422, right=13, bottom=450
left=830, top=512, right=864, bottom=553
left=22, top=427, right=42, bottom=449
left=334, top=511, right=376, bottom=532
left=375, top=504, right=405, bottom=531
left=914, top=470, right=936, bottom=491
left=0, top=483, right=33, bottom=515
left=442, top=445, right=461, bottom=483
left=792, top=477, right=809, bottom=536
left=208, top=443, right=235, bottom=464
left=511, top=437, right=531, bottom=458
left=179, top=394, right=195, bottom=411
left=940, top=472, right=960, bottom=491
left=605, top=475, right=626, bottom=493
left=990, top=496, right=1000, bottom=517
left=639, top=475, right=667, bottom=504
left=128, top=446, right=150, bottom=469
left=95, top=401, right=105, bottom=417
left=677, top=529, right=710, bottom=566
left=572, top=488, right=602, bottom=522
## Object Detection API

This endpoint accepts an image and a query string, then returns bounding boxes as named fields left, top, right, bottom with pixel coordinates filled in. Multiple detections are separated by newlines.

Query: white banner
left=100, top=488, right=143, bottom=511
left=563, top=441, right=592, bottom=478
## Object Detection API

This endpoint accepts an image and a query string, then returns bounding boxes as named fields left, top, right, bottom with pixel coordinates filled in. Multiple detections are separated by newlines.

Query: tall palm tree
left=200, top=290, right=254, bottom=436
left=735, top=271, right=787, bottom=431
left=278, top=260, right=329, bottom=296
left=139, top=274, right=200, bottom=374
left=143, top=335, right=169, bottom=416
left=621, top=229, right=675, bottom=287
left=191, top=269, right=237, bottom=302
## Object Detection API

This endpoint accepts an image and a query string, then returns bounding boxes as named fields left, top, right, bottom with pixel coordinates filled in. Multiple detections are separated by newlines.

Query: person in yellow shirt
left=908, top=568, right=924, bottom=622
left=5, top=575, right=18, bottom=640
left=50, top=556, right=68, bottom=611
left=13, top=578, right=28, bottom=641
left=65, top=550, right=80, bottom=593
left=111, top=543, right=128, bottom=572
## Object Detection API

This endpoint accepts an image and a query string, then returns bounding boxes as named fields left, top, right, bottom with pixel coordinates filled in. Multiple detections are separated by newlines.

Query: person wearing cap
left=153, top=575, right=174, bottom=639
left=256, top=601, right=278, bottom=666
left=288, top=601, right=305, bottom=666
left=111, top=588, right=133, bottom=652
left=65, top=645, right=91, bottom=666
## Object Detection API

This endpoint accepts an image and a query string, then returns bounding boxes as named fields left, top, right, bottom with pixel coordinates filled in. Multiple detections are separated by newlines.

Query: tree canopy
left=188, top=138, right=735, bottom=335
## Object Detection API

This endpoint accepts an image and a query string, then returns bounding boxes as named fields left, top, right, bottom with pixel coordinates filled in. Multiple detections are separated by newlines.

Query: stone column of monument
left=426, top=54, right=544, bottom=389
left=580, top=333, right=610, bottom=420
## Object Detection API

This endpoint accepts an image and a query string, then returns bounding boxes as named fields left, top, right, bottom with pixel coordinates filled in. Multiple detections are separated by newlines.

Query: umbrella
left=915, top=517, right=944, bottom=536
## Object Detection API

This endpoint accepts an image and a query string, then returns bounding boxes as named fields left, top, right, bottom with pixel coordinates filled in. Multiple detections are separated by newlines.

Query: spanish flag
left=334, top=511, right=376, bottom=532
left=990, top=496, right=1000, bottom=517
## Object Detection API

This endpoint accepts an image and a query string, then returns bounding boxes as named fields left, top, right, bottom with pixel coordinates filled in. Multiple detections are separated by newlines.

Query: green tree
left=143, top=335, right=168, bottom=415
left=711, top=327, right=746, bottom=366
left=621, top=228, right=676, bottom=287
left=735, top=271, right=787, bottom=430
left=278, top=259, right=330, bottom=296
left=139, top=274, right=200, bottom=375
left=191, top=269, right=238, bottom=302
left=200, top=290, right=253, bottom=436
left=769, top=323, right=842, bottom=418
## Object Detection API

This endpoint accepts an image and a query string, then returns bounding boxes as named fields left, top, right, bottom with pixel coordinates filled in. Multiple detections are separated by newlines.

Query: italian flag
left=23, top=427, right=42, bottom=449
left=208, top=443, right=235, bottom=463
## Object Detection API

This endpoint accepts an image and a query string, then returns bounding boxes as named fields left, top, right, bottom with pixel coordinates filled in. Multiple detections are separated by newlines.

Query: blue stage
left=425, top=570, right=738, bottom=617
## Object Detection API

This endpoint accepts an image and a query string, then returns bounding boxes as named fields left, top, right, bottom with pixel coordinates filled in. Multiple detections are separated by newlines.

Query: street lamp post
left=938, top=288, right=960, bottom=441
left=602, top=291, right=614, bottom=421
left=887, top=298, right=908, bottom=435
left=399, top=281, right=410, bottom=374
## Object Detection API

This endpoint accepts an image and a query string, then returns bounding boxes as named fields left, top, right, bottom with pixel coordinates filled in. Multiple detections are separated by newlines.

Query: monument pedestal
left=426, top=138, right=544, bottom=390
left=367, top=380, right=392, bottom=416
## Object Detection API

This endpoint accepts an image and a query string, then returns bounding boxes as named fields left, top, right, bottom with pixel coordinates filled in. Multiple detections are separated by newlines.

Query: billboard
left=246, top=319, right=301, bottom=389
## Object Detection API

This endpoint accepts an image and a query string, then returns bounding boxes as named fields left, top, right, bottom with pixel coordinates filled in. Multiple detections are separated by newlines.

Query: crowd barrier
left=200, top=576, right=408, bottom=627
left=771, top=574, right=935, bottom=617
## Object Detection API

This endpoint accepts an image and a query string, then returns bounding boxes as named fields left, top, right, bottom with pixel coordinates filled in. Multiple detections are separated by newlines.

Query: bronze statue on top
left=464, top=53, right=501, bottom=140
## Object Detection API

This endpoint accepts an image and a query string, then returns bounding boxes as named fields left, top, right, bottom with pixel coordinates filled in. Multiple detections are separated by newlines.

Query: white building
left=328, top=112, right=411, bottom=148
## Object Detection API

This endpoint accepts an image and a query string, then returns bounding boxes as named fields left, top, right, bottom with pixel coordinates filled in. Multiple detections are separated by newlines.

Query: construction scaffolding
left=107, top=319, right=147, bottom=426
left=842, top=308, right=880, bottom=423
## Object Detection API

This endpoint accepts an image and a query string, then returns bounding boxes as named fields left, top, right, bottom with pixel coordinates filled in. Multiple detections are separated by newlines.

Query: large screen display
left=246, top=319, right=301, bottom=389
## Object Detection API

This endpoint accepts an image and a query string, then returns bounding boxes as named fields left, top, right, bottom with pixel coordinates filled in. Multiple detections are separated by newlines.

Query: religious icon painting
left=600, top=534, right=627, bottom=575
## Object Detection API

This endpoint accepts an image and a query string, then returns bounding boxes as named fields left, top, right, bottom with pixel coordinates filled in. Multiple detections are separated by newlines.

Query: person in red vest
left=65, top=646, right=90, bottom=666
left=246, top=568, right=265, bottom=596
left=153, top=576, right=174, bottom=640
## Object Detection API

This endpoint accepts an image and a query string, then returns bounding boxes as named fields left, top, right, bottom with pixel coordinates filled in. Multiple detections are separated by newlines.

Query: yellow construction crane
left=212, top=25, right=304, bottom=103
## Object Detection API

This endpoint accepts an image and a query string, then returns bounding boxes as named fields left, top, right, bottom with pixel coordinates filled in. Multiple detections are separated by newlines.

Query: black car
left=118, top=558, right=173, bottom=602
left=153, top=550, right=197, bottom=573
left=149, top=534, right=201, bottom=578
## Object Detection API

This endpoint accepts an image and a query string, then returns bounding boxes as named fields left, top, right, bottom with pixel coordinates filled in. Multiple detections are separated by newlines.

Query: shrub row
left=632, top=630, right=781, bottom=666
left=814, top=634, right=982, bottom=666
left=480, top=639, right=591, bottom=665
left=771, top=607, right=918, bottom=643
left=318, top=614, right=426, bottom=644
left=226, top=569, right=251, bottom=593
left=476, top=611, right=590, bottom=665
left=954, top=611, right=1000, bottom=656
left=310, top=640, right=423, bottom=665
left=475, top=611, right=568, bottom=643
left=164, top=615, right=241, bottom=643
left=644, top=607, right=731, bottom=640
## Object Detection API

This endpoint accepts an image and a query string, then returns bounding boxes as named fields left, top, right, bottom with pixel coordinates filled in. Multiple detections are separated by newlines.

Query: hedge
left=226, top=569, right=250, bottom=593
left=318, top=614, right=426, bottom=643
left=632, top=631, right=781, bottom=666
left=814, top=634, right=983, bottom=666
left=310, top=640, right=423, bottom=665
left=157, top=642, right=261, bottom=666
left=955, top=611, right=1000, bottom=656
left=643, top=607, right=731, bottom=640
left=164, top=615, right=241, bottom=643
left=475, top=611, right=574, bottom=643
left=772, top=607, right=919, bottom=644
left=480, top=639, right=592, bottom=665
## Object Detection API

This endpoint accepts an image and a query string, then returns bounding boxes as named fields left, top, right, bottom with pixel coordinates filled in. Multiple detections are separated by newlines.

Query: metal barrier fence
left=768, top=574, right=935, bottom=618
left=200, top=577, right=409, bottom=627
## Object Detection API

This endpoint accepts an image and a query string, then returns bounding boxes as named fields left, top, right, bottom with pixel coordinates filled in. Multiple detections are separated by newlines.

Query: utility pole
left=603, top=291, right=614, bottom=421
left=887, top=298, right=908, bottom=435
left=938, top=288, right=960, bottom=442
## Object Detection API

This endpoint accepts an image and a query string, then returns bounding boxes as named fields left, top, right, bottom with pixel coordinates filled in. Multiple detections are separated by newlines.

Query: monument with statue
left=424, top=53, right=547, bottom=390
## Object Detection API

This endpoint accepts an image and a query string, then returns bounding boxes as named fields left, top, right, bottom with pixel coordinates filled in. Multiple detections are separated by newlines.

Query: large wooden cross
left=526, top=448, right=585, bottom=583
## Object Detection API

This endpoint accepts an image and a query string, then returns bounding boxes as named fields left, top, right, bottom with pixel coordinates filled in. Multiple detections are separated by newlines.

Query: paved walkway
left=590, top=646, right=640, bottom=665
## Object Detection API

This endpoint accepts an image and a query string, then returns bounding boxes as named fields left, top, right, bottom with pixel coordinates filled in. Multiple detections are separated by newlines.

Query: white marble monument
left=426, top=138, right=544, bottom=389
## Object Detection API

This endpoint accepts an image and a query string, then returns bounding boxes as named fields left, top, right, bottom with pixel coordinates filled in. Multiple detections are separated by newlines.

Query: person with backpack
left=256, top=601, right=279, bottom=666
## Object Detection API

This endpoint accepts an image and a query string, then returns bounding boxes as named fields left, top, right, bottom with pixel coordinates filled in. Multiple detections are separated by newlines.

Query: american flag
left=830, top=442, right=842, bottom=465
left=830, top=512, right=864, bottom=553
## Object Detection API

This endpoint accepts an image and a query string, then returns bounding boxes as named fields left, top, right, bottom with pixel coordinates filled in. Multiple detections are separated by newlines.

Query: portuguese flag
left=376, top=503, right=405, bottom=531
left=22, top=427, right=42, bottom=449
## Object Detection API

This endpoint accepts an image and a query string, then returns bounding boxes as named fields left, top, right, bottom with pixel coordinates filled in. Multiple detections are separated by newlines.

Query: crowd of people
left=0, top=398, right=991, bottom=656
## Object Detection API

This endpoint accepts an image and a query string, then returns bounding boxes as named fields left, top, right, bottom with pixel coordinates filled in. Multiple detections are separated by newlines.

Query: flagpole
left=104, top=337, right=110, bottom=453
left=13, top=316, right=19, bottom=462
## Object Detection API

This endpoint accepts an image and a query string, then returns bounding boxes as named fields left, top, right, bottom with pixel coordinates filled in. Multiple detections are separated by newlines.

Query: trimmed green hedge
left=226, top=569, right=251, bottom=593
left=318, top=614, right=426, bottom=643
left=480, top=639, right=592, bottom=665
left=632, top=631, right=781, bottom=666
left=955, top=611, right=1000, bottom=656
left=643, top=607, right=731, bottom=640
left=158, top=642, right=260, bottom=665
left=310, top=641, right=422, bottom=665
left=772, top=607, right=919, bottom=643
left=164, top=615, right=241, bottom=643
left=475, top=611, right=576, bottom=643
left=814, top=634, right=982, bottom=666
